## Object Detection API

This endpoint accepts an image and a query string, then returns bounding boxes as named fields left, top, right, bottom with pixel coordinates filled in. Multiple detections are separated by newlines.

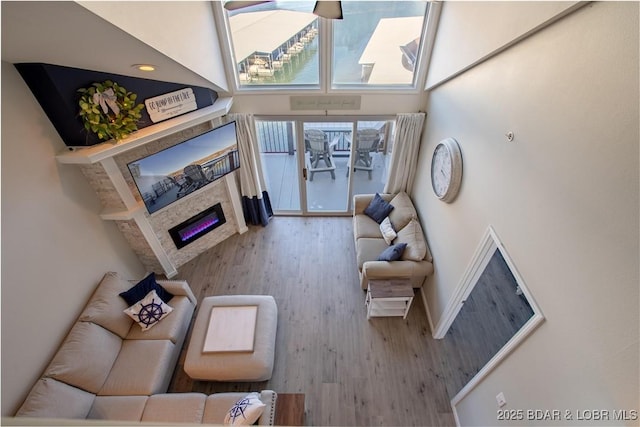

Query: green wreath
left=78, top=80, right=145, bottom=142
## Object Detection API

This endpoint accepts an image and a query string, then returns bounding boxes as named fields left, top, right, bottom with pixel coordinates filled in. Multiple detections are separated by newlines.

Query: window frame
left=213, top=1, right=440, bottom=95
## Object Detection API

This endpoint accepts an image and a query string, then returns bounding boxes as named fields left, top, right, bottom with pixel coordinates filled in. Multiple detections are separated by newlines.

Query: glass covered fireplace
left=168, top=203, right=226, bottom=249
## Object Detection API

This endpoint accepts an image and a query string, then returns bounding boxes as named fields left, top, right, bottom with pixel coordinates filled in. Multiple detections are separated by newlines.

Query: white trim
left=133, top=211, right=178, bottom=278
left=432, top=227, right=495, bottom=339
left=452, top=402, right=462, bottom=427
left=99, top=157, right=138, bottom=209
left=419, top=286, right=435, bottom=335
left=99, top=203, right=144, bottom=221
left=420, top=1, right=442, bottom=92
left=224, top=171, right=248, bottom=234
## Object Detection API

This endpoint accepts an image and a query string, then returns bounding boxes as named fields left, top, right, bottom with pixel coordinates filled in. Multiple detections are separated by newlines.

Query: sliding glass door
left=256, top=117, right=393, bottom=215
left=256, top=120, right=301, bottom=213
left=302, top=121, right=352, bottom=212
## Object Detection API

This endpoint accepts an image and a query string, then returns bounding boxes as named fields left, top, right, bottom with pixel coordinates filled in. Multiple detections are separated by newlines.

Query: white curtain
left=383, top=112, right=426, bottom=195
left=229, top=113, right=273, bottom=226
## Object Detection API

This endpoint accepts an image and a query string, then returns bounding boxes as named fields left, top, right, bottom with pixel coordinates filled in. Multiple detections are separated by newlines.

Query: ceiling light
left=133, top=64, right=156, bottom=72
left=313, top=1, right=343, bottom=19
left=223, top=1, right=272, bottom=11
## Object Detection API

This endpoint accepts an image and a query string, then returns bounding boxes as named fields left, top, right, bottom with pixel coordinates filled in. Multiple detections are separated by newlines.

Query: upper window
left=332, top=1, right=428, bottom=87
left=222, top=1, right=430, bottom=91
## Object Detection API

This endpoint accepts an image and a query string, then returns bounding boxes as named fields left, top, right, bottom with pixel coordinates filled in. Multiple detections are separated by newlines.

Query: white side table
left=365, top=279, right=414, bottom=319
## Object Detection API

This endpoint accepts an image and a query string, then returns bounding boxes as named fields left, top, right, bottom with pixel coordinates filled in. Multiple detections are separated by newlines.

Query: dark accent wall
left=15, top=63, right=218, bottom=147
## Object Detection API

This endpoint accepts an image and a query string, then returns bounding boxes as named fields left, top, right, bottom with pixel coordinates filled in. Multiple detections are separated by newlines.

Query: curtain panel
left=230, top=113, right=273, bottom=226
left=383, top=113, right=426, bottom=195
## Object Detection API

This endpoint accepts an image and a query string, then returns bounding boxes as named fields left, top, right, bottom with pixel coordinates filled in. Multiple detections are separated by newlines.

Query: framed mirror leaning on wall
left=435, top=226, right=545, bottom=404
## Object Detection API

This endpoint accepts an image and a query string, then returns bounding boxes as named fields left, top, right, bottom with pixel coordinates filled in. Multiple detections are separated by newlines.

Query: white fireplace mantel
left=56, top=97, right=233, bottom=165
left=55, top=96, right=248, bottom=278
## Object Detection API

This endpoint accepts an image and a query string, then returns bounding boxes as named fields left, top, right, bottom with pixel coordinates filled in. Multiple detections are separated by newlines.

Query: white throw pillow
left=224, top=392, right=266, bottom=426
left=379, top=217, right=397, bottom=245
left=124, top=290, right=173, bottom=331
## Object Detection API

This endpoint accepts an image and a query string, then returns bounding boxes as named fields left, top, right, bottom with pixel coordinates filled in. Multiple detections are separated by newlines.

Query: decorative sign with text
left=145, top=88, right=197, bottom=123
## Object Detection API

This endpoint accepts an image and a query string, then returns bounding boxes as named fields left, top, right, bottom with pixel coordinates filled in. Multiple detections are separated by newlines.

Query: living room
left=2, top=1, right=638, bottom=426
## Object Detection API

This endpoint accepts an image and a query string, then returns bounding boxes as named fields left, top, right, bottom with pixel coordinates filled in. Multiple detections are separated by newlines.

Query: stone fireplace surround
left=55, top=99, right=246, bottom=277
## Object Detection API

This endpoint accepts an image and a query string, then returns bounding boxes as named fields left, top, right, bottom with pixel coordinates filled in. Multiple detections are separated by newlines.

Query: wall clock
left=431, top=137, right=463, bottom=203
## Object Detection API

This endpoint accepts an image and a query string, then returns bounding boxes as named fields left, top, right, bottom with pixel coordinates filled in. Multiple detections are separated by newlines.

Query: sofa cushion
left=378, top=243, right=407, bottom=261
left=224, top=392, right=266, bottom=425
left=79, top=272, right=133, bottom=338
left=126, top=295, right=194, bottom=343
left=353, top=214, right=383, bottom=240
left=15, top=378, right=95, bottom=418
left=379, top=217, right=397, bottom=245
left=363, top=193, right=394, bottom=224
left=120, top=272, right=174, bottom=306
left=124, top=289, right=173, bottom=331
left=98, top=339, right=175, bottom=396
left=45, top=322, right=122, bottom=394
left=356, top=238, right=391, bottom=271
left=395, top=218, right=430, bottom=262
left=141, top=393, right=206, bottom=424
left=88, top=395, right=148, bottom=421
left=388, top=192, right=417, bottom=232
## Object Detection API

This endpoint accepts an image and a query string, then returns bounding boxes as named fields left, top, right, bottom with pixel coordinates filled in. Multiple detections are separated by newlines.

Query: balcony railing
left=256, top=121, right=388, bottom=155
left=203, top=149, right=240, bottom=179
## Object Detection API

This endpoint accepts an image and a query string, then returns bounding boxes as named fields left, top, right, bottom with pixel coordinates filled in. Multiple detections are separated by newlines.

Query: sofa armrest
left=259, top=390, right=277, bottom=426
left=353, top=193, right=393, bottom=215
left=362, top=260, right=434, bottom=289
left=156, top=280, right=197, bottom=306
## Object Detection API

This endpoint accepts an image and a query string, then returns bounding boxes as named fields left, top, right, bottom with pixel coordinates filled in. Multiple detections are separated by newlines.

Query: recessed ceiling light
left=133, top=64, right=156, bottom=71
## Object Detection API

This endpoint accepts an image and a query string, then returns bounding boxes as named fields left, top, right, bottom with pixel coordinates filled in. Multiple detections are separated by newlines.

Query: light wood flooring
left=168, top=217, right=457, bottom=426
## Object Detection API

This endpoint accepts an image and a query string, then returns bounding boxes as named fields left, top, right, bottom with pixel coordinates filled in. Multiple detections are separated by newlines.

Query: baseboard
left=419, top=287, right=436, bottom=337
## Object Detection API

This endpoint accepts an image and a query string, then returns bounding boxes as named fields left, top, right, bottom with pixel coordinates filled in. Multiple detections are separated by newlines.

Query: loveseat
left=14, top=272, right=276, bottom=425
left=353, top=192, right=434, bottom=289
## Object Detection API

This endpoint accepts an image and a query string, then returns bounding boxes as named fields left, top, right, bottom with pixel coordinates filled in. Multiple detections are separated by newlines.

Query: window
left=221, top=1, right=431, bottom=90
left=225, top=1, right=320, bottom=88
left=332, top=1, right=428, bottom=87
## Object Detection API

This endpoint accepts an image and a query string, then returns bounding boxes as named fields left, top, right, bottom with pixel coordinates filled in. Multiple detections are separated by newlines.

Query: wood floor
left=168, top=217, right=457, bottom=426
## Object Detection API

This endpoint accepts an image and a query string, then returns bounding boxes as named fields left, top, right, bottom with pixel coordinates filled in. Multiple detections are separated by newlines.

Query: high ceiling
left=1, top=1, right=223, bottom=91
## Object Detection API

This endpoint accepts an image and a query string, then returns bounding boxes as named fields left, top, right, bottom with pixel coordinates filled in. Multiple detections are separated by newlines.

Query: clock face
left=431, top=138, right=462, bottom=202
left=431, top=144, right=452, bottom=197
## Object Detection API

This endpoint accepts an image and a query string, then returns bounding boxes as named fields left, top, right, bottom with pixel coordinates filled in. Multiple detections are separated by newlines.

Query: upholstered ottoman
left=184, top=295, right=278, bottom=381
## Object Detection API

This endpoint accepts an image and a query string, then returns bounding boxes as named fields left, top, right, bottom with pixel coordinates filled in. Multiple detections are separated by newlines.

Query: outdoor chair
left=180, top=164, right=210, bottom=195
left=350, top=128, right=381, bottom=180
left=305, top=129, right=337, bottom=181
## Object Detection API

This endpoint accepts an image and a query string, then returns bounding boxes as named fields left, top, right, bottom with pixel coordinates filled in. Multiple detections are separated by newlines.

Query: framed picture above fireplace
left=127, top=121, right=240, bottom=214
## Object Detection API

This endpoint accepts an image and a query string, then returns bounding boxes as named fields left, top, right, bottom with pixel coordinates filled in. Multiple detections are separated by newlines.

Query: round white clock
left=431, top=138, right=463, bottom=203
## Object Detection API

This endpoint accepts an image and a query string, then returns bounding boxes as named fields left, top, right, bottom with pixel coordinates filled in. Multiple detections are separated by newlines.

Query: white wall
left=0, top=62, right=146, bottom=416
left=412, top=2, right=639, bottom=424
left=426, top=1, right=580, bottom=89
left=78, top=1, right=230, bottom=93
left=231, top=92, right=427, bottom=115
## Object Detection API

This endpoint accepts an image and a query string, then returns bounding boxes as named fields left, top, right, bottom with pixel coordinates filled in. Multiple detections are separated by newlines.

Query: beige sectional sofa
left=14, top=272, right=276, bottom=425
left=353, top=192, right=434, bottom=289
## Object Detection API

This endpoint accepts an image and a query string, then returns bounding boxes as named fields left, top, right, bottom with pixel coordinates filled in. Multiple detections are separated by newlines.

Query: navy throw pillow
left=378, top=243, right=407, bottom=261
left=364, top=193, right=394, bottom=224
left=119, top=272, right=174, bottom=306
